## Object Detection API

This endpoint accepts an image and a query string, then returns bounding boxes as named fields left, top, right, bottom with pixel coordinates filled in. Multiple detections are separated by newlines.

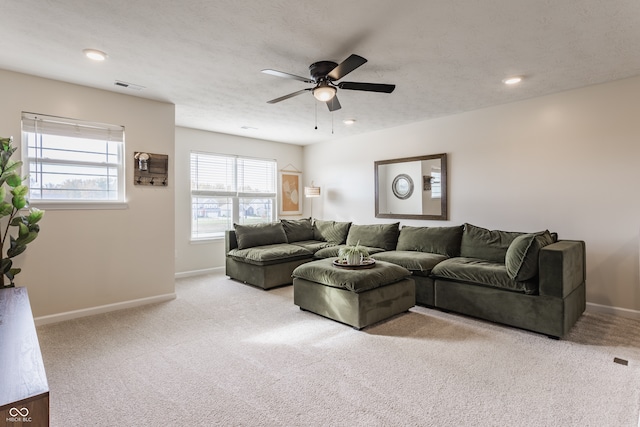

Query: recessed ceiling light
left=83, top=49, right=107, bottom=61
left=343, top=119, right=356, bottom=125
left=502, top=76, right=523, bottom=85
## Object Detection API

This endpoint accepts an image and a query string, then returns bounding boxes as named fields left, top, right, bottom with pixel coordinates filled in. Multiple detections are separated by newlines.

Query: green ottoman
left=292, top=258, right=415, bottom=330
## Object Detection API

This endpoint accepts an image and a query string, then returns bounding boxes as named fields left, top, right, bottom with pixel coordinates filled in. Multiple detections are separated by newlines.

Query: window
left=190, top=152, right=276, bottom=239
left=21, top=112, right=125, bottom=205
left=431, top=169, right=442, bottom=199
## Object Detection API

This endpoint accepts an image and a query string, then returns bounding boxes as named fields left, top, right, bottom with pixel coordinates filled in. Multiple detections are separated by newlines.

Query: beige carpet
left=37, top=273, right=640, bottom=426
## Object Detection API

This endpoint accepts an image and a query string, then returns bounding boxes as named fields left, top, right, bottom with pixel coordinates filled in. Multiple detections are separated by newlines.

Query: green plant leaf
left=10, top=216, right=26, bottom=226
left=0, top=258, right=12, bottom=274
left=8, top=268, right=21, bottom=278
left=2, top=160, right=22, bottom=175
left=0, top=201, right=13, bottom=217
left=16, top=231, right=38, bottom=246
left=11, top=185, right=28, bottom=197
left=18, top=222, right=29, bottom=237
left=6, top=173, right=22, bottom=188
left=27, top=208, right=44, bottom=224
left=7, top=244, right=27, bottom=258
left=12, top=195, right=26, bottom=210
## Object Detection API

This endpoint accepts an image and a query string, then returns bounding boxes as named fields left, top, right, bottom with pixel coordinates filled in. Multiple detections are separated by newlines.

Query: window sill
left=190, top=236, right=224, bottom=244
left=28, top=201, right=129, bottom=211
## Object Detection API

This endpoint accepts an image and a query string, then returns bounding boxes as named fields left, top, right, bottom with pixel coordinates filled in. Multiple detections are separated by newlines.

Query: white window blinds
left=21, top=112, right=125, bottom=204
left=190, top=152, right=276, bottom=239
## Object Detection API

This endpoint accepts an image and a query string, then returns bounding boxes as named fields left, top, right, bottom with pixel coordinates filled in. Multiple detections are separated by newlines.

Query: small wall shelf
left=134, top=152, right=168, bottom=186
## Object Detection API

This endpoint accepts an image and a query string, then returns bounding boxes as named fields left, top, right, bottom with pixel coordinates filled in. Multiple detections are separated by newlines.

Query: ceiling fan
left=261, top=54, right=395, bottom=111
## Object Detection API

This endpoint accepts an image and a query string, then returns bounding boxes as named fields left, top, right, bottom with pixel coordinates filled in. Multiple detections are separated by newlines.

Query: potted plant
left=338, top=241, right=370, bottom=265
left=0, top=136, right=44, bottom=288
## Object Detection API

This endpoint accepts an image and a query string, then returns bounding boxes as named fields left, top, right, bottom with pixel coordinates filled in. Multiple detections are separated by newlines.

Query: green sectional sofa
left=225, top=219, right=586, bottom=338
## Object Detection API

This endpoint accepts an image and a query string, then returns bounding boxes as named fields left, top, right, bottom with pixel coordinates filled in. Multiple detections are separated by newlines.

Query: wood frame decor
left=375, top=153, right=448, bottom=220
left=279, top=170, right=303, bottom=215
left=134, top=152, right=169, bottom=186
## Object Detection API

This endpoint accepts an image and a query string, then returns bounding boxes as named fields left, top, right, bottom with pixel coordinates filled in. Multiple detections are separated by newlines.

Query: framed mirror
left=375, top=153, right=448, bottom=220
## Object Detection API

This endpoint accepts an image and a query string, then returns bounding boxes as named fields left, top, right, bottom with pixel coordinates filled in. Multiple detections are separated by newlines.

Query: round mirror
left=391, top=174, right=414, bottom=199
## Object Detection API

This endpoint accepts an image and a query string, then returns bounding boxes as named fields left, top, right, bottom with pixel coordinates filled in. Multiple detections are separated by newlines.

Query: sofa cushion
left=505, top=231, right=555, bottom=281
left=227, top=243, right=313, bottom=266
left=281, top=218, right=314, bottom=242
left=346, top=222, right=400, bottom=251
left=291, top=240, right=336, bottom=253
left=396, top=225, right=463, bottom=256
left=460, top=223, right=523, bottom=263
left=313, top=220, right=351, bottom=244
left=431, top=257, right=538, bottom=294
left=292, top=258, right=411, bottom=293
left=372, top=251, right=448, bottom=277
left=234, top=222, right=288, bottom=250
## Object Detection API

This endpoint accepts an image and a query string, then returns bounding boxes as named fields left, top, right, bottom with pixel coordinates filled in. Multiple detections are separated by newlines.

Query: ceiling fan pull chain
left=314, top=101, right=318, bottom=130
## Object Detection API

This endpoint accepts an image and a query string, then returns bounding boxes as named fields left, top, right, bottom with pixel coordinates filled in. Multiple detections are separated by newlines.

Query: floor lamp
left=304, top=181, right=321, bottom=220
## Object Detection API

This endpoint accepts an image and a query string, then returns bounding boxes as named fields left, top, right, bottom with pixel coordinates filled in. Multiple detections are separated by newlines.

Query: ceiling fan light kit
left=312, top=82, right=336, bottom=102
left=262, top=54, right=395, bottom=112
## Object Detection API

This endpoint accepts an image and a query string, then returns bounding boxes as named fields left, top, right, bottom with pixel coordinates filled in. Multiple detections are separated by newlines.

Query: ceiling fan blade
left=338, top=82, right=396, bottom=93
left=326, top=96, right=341, bottom=112
left=327, top=54, right=367, bottom=81
left=267, top=88, right=311, bottom=104
left=261, top=69, right=313, bottom=83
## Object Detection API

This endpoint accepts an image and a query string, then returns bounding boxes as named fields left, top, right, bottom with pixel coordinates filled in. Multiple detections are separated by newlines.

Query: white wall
left=174, top=127, right=303, bottom=275
left=0, top=70, right=175, bottom=318
left=303, top=75, right=640, bottom=314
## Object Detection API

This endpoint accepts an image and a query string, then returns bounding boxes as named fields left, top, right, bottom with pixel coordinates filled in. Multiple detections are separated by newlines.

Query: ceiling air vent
left=114, top=80, right=145, bottom=91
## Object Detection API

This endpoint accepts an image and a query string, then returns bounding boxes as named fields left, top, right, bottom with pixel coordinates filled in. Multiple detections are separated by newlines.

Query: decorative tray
left=332, top=258, right=376, bottom=270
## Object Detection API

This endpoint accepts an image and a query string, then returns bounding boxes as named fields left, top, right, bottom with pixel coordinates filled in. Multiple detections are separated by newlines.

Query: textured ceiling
left=2, top=1, right=640, bottom=145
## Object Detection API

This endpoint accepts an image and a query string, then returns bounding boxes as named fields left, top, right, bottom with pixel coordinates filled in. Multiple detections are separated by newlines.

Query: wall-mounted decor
left=279, top=169, right=303, bottom=216
left=134, top=152, right=168, bottom=186
left=391, top=174, right=414, bottom=200
left=375, top=153, right=447, bottom=220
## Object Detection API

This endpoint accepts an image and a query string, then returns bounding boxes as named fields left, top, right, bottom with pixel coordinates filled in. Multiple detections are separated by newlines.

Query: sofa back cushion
left=396, top=225, right=463, bottom=257
left=346, top=222, right=400, bottom=251
left=460, top=223, right=523, bottom=263
left=313, top=220, right=351, bottom=244
left=505, top=231, right=555, bottom=281
left=234, top=222, right=288, bottom=250
left=281, top=218, right=314, bottom=242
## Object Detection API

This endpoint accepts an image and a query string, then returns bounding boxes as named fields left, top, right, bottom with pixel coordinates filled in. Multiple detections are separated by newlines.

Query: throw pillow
left=346, top=223, right=400, bottom=251
left=396, top=225, right=463, bottom=256
left=313, top=220, right=351, bottom=244
left=281, top=217, right=314, bottom=242
left=505, top=230, right=554, bottom=281
left=460, top=223, right=523, bottom=263
left=234, top=222, right=287, bottom=250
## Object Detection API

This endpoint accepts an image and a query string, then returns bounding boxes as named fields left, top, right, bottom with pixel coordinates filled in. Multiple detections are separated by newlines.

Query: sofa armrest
left=225, top=230, right=238, bottom=253
left=538, top=240, right=586, bottom=298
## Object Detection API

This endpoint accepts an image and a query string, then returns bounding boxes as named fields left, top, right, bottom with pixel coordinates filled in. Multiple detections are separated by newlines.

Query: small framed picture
left=279, top=171, right=302, bottom=215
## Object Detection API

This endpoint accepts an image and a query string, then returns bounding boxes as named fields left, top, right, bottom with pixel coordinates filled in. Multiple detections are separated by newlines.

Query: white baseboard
left=175, top=266, right=224, bottom=279
left=586, top=302, right=640, bottom=320
left=34, top=293, right=177, bottom=326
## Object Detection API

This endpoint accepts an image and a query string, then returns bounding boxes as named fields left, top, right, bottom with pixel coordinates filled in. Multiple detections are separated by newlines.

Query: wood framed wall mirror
left=375, top=153, right=448, bottom=220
